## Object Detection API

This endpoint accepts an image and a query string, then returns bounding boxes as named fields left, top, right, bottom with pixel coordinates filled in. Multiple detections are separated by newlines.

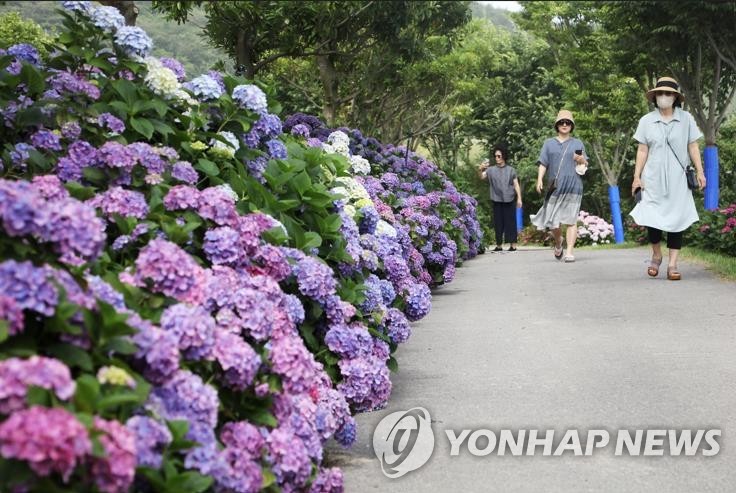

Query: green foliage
left=0, top=11, right=54, bottom=56
left=0, top=1, right=227, bottom=77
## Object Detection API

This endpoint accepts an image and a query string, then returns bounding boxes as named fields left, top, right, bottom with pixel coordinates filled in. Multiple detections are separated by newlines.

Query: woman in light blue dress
left=530, top=109, right=589, bottom=262
left=630, top=76, right=706, bottom=281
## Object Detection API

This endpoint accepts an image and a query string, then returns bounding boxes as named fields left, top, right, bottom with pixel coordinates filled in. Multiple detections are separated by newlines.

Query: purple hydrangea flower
left=0, top=406, right=91, bottom=481
left=89, top=417, right=136, bottom=493
left=98, top=112, right=125, bottom=134
left=215, top=421, right=264, bottom=492
left=9, top=143, right=34, bottom=169
left=310, top=467, right=344, bottom=493
left=324, top=323, right=373, bottom=359
left=30, top=129, right=62, bottom=151
left=291, top=124, right=310, bottom=138
left=129, top=315, right=181, bottom=385
left=98, top=141, right=136, bottom=171
left=129, top=238, right=206, bottom=304
left=203, top=226, right=242, bottom=266
left=87, top=186, right=149, bottom=220
left=47, top=71, right=101, bottom=100
left=172, top=161, right=199, bottom=184
left=0, top=356, right=76, bottom=414
left=8, top=43, right=41, bottom=65
left=337, top=356, right=392, bottom=412
left=404, top=282, right=431, bottom=321
left=266, top=139, right=287, bottom=159
left=60, top=121, right=82, bottom=140
left=268, top=335, right=317, bottom=394
left=385, top=307, right=411, bottom=344
left=0, top=260, right=58, bottom=317
left=160, top=304, right=216, bottom=359
left=62, top=1, right=92, bottom=14
left=148, top=369, right=220, bottom=432
left=125, top=416, right=172, bottom=469
left=294, top=257, right=337, bottom=303
left=163, top=185, right=201, bottom=211
left=159, top=57, right=186, bottom=81
left=266, top=427, right=312, bottom=488
left=0, top=295, right=24, bottom=336
left=211, top=331, right=261, bottom=390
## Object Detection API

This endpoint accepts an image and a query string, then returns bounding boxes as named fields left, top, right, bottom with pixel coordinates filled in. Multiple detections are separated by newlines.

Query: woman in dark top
left=478, top=145, right=522, bottom=252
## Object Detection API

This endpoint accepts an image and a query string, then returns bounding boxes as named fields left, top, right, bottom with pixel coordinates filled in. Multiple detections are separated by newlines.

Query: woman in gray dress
left=630, top=76, right=705, bottom=281
left=478, top=145, right=523, bottom=251
left=530, top=110, right=589, bottom=262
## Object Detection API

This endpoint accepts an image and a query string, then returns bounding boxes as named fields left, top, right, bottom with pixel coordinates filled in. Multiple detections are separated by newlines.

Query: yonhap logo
left=373, top=407, right=435, bottom=478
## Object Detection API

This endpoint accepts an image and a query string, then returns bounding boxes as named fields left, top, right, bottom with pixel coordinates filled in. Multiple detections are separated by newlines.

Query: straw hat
left=646, top=76, right=684, bottom=103
left=554, top=109, right=574, bottom=129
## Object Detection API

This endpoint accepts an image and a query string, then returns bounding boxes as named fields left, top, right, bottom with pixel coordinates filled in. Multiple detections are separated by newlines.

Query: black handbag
left=685, top=165, right=698, bottom=190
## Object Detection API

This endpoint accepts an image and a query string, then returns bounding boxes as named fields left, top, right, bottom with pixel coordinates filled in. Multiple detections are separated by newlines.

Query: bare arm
left=535, top=163, right=547, bottom=194
left=688, top=141, right=706, bottom=190
left=513, top=177, right=522, bottom=207
left=631, top=143, right=648, bottom=195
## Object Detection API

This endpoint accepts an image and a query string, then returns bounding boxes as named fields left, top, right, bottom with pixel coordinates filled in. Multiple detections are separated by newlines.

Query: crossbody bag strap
left=552, top=142, right=570, bottom=181
left=666, top=138, right=688, bottom=173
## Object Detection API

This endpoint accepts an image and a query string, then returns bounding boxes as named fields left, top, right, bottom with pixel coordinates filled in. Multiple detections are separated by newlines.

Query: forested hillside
left=0, top=0, right=227, bottom=76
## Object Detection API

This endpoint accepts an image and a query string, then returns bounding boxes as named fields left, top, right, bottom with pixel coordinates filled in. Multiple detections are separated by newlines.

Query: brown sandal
left=647, top=256, right=662, bottom=277
left=667, top=266, right=681, bottom=281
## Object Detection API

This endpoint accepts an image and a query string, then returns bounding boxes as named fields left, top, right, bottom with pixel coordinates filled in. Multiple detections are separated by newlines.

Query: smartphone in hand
left=634, top=187, right=642, bottom=203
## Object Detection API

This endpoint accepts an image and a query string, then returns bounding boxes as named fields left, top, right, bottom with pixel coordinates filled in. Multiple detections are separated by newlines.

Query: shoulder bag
left=666, top=139, right=698, bottom=191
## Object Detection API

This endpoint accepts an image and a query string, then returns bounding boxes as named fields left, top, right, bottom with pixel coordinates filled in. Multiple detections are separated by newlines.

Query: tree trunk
left=235, top=28, right=256, bottom=79
left=99, top=0, right=139, bottom=26
left=316, top=54, right=339, bottom=126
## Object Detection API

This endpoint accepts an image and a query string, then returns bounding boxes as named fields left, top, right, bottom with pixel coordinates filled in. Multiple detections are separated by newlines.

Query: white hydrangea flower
left=321, top=142, right=336, bottom=154
left=376, top=220, right=397, bottom=238
left=343, top=204, right=357, bottom=218
left=217, top=183, right=238, bottom=200
left=209, top=131, right=240, bottom=159
left=334, top=177, right=371, bottom=201
left=349, top=154, right=371, bottom=175
left=144, top=57, right=181, bottom=98
left=328, top=130, right=350, bottom=147
left=331, top=186, right=349, bottom=200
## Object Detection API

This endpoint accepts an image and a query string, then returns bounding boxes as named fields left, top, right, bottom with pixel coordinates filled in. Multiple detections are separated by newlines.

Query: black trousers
left=647, top=227, right=684, bottom=249
left=493, top=201, right=518, bottom=245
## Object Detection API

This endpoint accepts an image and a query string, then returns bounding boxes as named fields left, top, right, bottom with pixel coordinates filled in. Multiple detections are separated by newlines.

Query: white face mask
left=656, top=94, right=675, bottom=109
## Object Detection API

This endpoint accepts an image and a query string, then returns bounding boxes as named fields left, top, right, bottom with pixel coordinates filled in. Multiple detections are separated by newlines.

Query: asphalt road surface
left=326, top=246, right=736, bottom=493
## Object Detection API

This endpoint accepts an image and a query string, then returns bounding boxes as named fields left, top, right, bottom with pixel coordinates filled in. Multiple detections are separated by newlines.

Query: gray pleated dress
left=530, top=137, right=587, bottom=229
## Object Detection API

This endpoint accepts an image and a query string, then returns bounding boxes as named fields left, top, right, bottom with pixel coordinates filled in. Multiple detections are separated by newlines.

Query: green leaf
left=164, top=472, right=213, bottom=493
left=26, top=386, right=52, bottom=406
left=245, top=407, right=278, bottom=427
left=387, top=356, right=399, bottom=372
left=20, top=63, right=45, bottom=95
left=112, top=79, right=138, bottom=105
left=291, top=171, right=311, bottom=196
left=102, top=337, right=138, bottom=355
left=130, top=117, right=155, bottom=139
left=301, top=232, right=322, bottom=250
left=196, top=158, right=220, bottom=176
left=74, top=376, right=100, bottom=413
left=97, top=392, right=144, bottom=410
left=47, top=343, right=94, bottom=371
left=0, top=321, right=8, bottom=343
left=167, top=420, right=190, bottom=443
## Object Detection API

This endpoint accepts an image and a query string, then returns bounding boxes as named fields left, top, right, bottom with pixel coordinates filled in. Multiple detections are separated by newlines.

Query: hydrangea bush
left=575, top=211, right=614, bottom=246
left=687, top=203, right=736, bottom=255
left=282, top=115, right=483, bottom=286
left=0, top=2, right=480, bottom=492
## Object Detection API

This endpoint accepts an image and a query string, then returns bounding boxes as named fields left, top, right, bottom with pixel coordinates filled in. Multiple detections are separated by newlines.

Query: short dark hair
left=492, top=144, right=508, bottom=162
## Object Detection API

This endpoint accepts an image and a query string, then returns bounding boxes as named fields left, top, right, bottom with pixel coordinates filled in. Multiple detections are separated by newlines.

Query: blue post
left=704, top=145, right=719, bottom=210
left=608, top=185, right=624, bottom=244
left=516, top=206, right=523, bottom=232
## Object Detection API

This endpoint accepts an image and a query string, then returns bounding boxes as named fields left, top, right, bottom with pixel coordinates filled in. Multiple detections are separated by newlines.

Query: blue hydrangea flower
left=114, top=26, right=153, bottom=58
left=90, top=5, right=125, bottom=33
left=185, top=74, right=223, bottom=101
left=232, top=84, right=267, bottom=113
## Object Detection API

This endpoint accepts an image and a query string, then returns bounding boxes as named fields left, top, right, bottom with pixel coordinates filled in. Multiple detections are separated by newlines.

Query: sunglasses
left=557, top=120, right=573, bottom=127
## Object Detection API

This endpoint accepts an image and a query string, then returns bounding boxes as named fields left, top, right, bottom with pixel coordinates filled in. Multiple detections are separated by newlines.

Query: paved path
left=326, top=246, right=736, bottom=492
